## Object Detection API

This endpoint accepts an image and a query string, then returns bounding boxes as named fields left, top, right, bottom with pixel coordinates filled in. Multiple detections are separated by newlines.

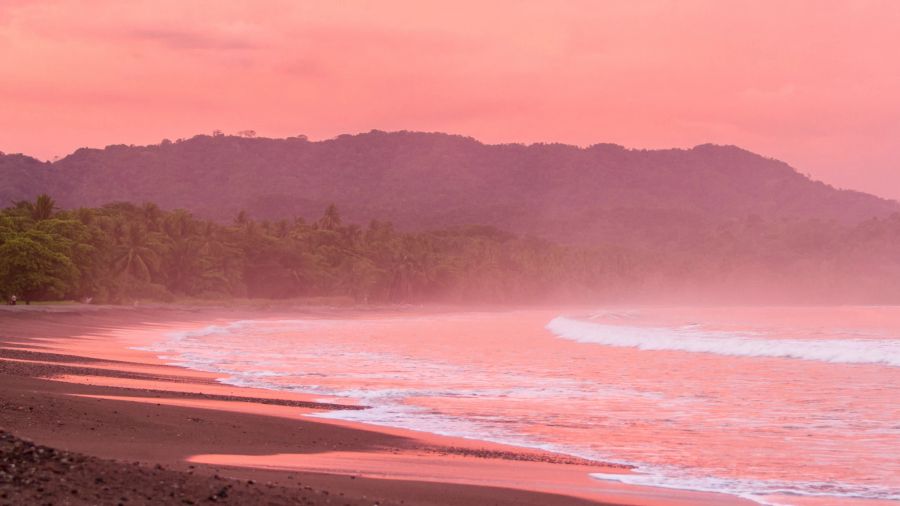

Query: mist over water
left=138, top=307, right=900, bottom=506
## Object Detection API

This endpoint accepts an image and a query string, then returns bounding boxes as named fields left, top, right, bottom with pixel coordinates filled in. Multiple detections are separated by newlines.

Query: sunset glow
left=2, top=0, right=900, bottom=197
left=2, top=4, right=899, bottom=506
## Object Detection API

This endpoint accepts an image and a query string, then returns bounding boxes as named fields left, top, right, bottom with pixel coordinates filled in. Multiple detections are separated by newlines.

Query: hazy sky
left=2, top=0, right=899, bottom=199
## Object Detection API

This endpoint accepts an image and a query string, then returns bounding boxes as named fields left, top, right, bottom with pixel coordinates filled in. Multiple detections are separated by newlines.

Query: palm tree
left=30, top=194, right=56, bottom=221
left=113, top=223, right=162, bottom=282
left=141, top=203, right=163, bottom=231
left=318, top=204, right=342, bottom=230
left=272, top=219, right=291, bottom=239
left=206, top=225, right=245, bottom=291
left=163, top=209, right=194, bottom=240
left=162, top=210, right=199, bottom=293
left=234, top=210, right=249, bottom=227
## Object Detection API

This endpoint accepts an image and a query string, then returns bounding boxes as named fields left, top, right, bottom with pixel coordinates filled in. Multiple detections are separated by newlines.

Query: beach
left=0, top=305, right=748, bottom=506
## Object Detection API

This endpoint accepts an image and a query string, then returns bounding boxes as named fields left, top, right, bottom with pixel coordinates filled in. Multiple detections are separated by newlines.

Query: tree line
left=0, top=195, right=632, bottom=304
left=3, top=195, right=900, bottom=305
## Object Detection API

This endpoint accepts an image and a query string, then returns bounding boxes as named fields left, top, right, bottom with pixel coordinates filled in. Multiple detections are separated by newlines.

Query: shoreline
left=0, top=305, right=753, bottom=505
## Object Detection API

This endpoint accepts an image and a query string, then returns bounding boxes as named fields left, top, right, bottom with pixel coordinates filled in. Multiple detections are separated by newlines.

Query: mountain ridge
left=2, top=130, right=897, bottom=245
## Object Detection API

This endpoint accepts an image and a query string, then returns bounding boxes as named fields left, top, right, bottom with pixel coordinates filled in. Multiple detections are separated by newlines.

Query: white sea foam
left=547, top=317, right=900, bottom=367
left=311, top=383, right=900, bottom=506
left=591, top=469, right=900, bottom=506
left=132, top=315, right=900, bottom=506
left=309, top=394, right=618, bottom=466
left=168, top=321, right=248, bottom=339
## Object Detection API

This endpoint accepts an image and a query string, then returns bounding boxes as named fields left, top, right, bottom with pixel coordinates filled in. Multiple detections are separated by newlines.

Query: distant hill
left=2, top=131, right=898, bottom=245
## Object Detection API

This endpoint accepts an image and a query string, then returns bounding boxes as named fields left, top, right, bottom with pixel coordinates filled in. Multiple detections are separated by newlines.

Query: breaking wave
left=546, top=317, right=900, bottom=367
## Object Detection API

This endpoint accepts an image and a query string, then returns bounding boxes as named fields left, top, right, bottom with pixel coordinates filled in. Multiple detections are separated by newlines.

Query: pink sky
left=2, top=0, right=899, bottom=199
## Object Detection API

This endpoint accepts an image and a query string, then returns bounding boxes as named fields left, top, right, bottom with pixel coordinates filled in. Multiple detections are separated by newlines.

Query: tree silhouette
left=318, top=204, right=342, bottom=231
left=113, top=223, right=163, bottom=282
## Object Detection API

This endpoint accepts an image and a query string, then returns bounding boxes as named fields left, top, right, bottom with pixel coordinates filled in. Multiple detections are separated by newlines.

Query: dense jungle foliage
left=3, top=195, right=900, bottom=304
left=0, top=195, right=635, bottom=304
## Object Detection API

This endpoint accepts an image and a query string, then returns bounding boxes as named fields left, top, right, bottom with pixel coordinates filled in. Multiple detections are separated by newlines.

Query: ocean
left=137, top=306, right=900, bottom=506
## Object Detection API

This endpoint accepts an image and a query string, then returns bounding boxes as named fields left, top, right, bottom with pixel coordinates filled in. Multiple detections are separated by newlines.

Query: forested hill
left=2, top=131, right=898, bottom=245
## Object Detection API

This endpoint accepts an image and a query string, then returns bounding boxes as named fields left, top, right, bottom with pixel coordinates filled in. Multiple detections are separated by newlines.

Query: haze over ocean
left=2, top=2, right=899, bottom=506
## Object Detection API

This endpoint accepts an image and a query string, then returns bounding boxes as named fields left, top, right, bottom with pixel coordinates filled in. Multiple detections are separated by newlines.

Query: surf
left=546, top=316, right=900, bottom=367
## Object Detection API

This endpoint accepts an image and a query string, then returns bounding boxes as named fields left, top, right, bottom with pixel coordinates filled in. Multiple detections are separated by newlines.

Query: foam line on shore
left=547, top=317, right=900, bottom=367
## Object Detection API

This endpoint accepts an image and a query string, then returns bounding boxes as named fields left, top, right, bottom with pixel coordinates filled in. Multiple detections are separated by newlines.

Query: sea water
left=138, top=307, right=900, bottom=505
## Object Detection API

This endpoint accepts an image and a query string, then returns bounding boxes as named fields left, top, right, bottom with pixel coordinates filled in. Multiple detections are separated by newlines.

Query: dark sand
left=0, top=306, right=748, bottom=506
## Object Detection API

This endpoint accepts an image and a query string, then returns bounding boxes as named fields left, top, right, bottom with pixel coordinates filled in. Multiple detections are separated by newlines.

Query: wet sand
left=0, top=305, right=753, bottom=505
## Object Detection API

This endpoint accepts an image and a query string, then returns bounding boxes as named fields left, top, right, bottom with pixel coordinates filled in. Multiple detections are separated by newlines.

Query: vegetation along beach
left=2, top=1, right=899, bottom=505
